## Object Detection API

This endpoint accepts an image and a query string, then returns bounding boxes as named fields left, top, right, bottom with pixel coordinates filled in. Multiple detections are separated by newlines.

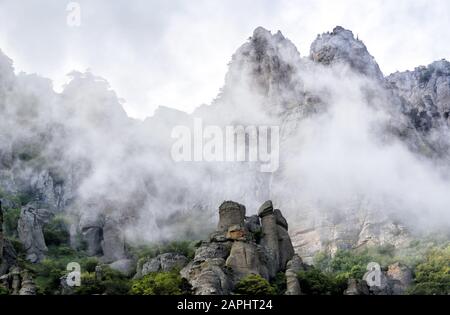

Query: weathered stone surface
left=386, top=262, right=413, bottom=295
left=285, top=255, right=304, bottom=295
left=259, top=203, right=279, bottom=277
left=19, top=270, right=36, bottom=295
left=193, top=242, right=233, bottom=261
left=218, top=201, right=246, bottom=232
left=258, top=200, right=274, bottom=217
left=225, top=241, right=270, bottom=281
left=245, top=215, right=261, bottom=235
left=226, top=225, right=247, bottom=241
left=81, top=226, right=103, bottom=256
left=181, top=258, right=233, bottom=295
left=278, top=226, right=295, bottom=270
left=311, top=26, right=383, bottom=80
left=18, top=204, right=52, bottom=263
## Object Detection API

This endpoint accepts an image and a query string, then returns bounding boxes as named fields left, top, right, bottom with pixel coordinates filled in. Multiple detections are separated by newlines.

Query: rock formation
left=18, top=204, right=52, bottom=263
left=0, top=266, right=36, bottom=295
left=181, top=200, right=296, bottom=295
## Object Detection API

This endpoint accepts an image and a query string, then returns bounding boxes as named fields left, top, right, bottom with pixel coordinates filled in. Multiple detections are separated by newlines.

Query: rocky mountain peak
left=311, top=26, right=384, bottom=80
left=218, top=27, right=304, bottom=117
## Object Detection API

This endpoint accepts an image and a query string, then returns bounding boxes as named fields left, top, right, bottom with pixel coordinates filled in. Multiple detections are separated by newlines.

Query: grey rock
left=245, top=215, right=261, bottom=235
left=101, top=218, right=126, bottom=263
left=181, top=258, right=233, bottom=295
left=285, top=255, right=304, bottom=295
left=311, top=26, right=384, bottom=80
left=218, top=201, right=246, bottom=232
left=278, top=225, right=295, bottom=270
left=18, top=204, right=52, bottom=263
left=225, top=241, right=270, bottom=281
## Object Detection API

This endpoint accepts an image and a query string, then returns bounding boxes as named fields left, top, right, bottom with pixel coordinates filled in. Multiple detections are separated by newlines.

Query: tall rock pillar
left=258, top=200, right=279, bottom=277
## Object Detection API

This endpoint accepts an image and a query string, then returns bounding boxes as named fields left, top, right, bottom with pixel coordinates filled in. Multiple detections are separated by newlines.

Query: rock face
left=285, top=254, right=306, bottom=295
left=17, top=204, right=52, bottom=263
left=181, top=200, right=295, bottom=295
left=311, top=26, right=384, bottom=80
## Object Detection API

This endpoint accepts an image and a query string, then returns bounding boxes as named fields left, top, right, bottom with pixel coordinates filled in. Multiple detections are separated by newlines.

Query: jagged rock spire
left=311, top=26, right=384, bottom=80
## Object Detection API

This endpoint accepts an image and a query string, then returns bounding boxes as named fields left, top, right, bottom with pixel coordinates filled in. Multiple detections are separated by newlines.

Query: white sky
left=0, top=0, right=449, bottom=119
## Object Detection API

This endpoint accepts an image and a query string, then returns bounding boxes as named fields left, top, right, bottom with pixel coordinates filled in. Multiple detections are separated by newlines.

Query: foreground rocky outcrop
left=0, top=267, right=36, bottom=295
left=181, top=200, right=301, bottom=295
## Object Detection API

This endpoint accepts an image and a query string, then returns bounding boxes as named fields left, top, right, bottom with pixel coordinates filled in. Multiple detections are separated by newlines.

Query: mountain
left=0, top=26, right=449, bottom=271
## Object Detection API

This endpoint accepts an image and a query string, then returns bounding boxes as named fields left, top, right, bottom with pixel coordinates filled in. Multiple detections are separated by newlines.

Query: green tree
left=130, top=271, right=188, bottom=295
left=233, top=274, right=276, bottom=295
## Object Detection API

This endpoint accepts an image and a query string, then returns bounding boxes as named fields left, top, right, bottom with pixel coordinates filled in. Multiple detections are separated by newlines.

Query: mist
left=0, top=25, right=449, bottom=254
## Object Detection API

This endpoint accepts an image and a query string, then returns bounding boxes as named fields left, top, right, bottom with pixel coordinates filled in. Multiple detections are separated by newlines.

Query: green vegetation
left=297, top=268, right=347, bottom=295
left=233, top=274, right=277, bottom=295
left=408, top=245, right=450, bottom=295
left=130, top=270, right=189, bottom=295
left=74, top=266, right=131, bottom=295
left=3, top=207, right=21, bottom=237
left=43, top=215, right=70, bottom=246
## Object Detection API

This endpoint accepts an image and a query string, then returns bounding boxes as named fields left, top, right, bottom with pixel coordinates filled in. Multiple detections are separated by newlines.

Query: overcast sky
left=0, top=0, right=449, bottom=119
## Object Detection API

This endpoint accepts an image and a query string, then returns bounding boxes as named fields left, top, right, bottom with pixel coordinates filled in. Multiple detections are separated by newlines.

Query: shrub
left=233, top=274, right=276, bottom=295
left=3, top=207, right=21, bottom=237
left=130, top=271, right=188, bottom=295
left=43, top=216, right=70, bottom=246
left=0, top=286, right=9, bottom=295
left=74, top=266, right=131, bottom=295
left=272, top=272, right=287, bottom=295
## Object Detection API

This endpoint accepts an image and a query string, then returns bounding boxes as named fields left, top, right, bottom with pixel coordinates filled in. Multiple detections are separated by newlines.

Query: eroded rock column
left=218, top=201, right=246, bottom=232
left=258, top=200, right=279, bottom=277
